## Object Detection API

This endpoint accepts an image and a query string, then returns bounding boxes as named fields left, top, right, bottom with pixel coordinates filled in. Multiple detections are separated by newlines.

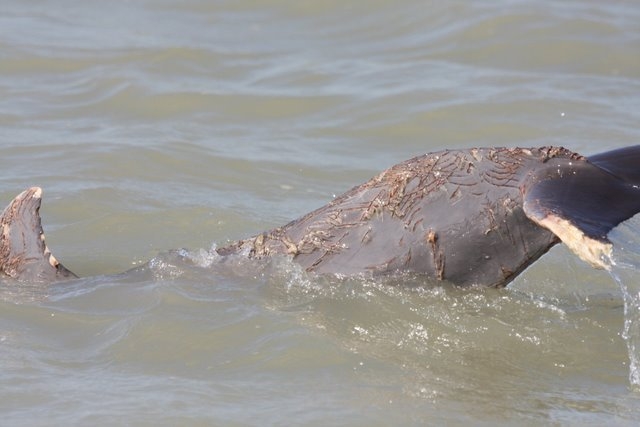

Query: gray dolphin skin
left=0, top=187, right=76, bottom=282
left=2, top=145, right=639, bottom=287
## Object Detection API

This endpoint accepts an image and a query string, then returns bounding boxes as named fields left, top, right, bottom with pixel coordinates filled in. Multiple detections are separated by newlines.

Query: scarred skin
left=1, top=145, right=639, bottom=287
left=0, top=187, right=76, bottom=282
left=218, top=147, right=581, bottom=287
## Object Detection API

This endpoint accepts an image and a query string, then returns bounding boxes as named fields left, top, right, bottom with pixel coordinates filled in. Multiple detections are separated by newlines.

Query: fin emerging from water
left=523, top=145, right=640, bottom=270
left=0, top=187, right=77, bottom=282
left=588, top=145, right=640, bottom=184
left=1, top=146, right=637, bottom=286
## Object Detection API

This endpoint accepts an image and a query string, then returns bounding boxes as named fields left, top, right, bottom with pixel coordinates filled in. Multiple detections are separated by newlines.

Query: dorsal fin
left=522, top=147, right=640, bottom=269
left=0, top=187, right=76, bottom=282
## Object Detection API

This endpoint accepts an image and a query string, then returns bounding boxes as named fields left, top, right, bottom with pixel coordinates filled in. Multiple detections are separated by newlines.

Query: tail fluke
left=0, top=187, right=77, bottom=282
left=587, top=145, right=640, bottom=184
left=523, top=145, right=640, bottom=270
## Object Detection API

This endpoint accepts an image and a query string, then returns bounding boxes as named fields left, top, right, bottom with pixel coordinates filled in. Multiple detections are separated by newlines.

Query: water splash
left=608, top=215, right=640, bottom=389
left=609, top=269, right=640, bottom=388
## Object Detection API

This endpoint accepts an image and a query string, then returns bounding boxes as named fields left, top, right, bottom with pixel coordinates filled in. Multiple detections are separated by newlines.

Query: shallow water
left=1, top=0, right=640, bottom=425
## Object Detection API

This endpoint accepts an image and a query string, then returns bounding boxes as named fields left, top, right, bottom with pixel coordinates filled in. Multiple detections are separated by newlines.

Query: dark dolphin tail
left=0, top=187, right=77, bottom=282
left=588, top=145, right=640, bottom=184
left=523, top=145, right=640, bottom=269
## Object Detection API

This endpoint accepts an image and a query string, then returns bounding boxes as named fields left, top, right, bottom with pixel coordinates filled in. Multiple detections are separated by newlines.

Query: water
left=609, top=216, right=640, bottom=389
left=1, top=0, right=640, bottom=425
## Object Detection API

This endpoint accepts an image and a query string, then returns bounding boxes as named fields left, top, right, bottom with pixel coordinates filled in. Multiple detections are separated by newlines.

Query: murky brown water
left=1, top=1, right=640, bottom=425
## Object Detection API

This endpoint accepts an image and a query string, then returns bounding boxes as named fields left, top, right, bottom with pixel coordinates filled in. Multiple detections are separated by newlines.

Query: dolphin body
left=2, top=146, right=639, bottom=288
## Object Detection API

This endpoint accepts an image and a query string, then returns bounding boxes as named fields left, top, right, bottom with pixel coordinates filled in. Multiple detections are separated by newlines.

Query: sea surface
left=1, top=1, right=640, bottom=425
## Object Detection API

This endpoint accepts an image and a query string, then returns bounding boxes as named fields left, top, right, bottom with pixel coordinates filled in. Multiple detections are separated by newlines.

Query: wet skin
left=2, top=146, right=639, bottom=287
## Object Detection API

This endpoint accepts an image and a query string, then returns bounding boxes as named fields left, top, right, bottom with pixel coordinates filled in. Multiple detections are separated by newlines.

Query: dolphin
left=2, top=145, right=639, bottom=287
left=0, top=187, right=76, bottom=282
